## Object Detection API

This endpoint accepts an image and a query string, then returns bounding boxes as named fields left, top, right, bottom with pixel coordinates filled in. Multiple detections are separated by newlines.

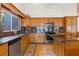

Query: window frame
left=1, top=9, right=19, bottom=32
left=12, top=14, right=19, bottom=32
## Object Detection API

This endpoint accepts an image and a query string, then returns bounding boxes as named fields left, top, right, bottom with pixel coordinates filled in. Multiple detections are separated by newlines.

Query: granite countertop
left=0, top=34, right=24, bottom=45
left=47, top=33, right=79, bottom=42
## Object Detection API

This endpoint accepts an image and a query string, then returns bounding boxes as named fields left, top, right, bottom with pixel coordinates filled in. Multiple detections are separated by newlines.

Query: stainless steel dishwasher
left=8, top=38, right=21, bottom=56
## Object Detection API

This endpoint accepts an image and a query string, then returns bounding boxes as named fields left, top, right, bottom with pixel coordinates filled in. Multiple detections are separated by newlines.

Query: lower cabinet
left=21, top=34, right=30, bottom=55
left=0, top=43, right=8, bottom=56
left=53, top=40, right=64, bottom=56
left=29, top=33, right=46, bottom=43
left=0, top=34, right=30, bottom=56
left=65, top=41, right=79, bottom=56
left=53, top=40, right=79, bottom=56
left=29, top=33, right=36, bottom=43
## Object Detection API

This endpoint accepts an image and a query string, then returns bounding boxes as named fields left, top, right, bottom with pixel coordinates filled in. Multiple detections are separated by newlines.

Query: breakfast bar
left=47, top=33, right=79, bottom=56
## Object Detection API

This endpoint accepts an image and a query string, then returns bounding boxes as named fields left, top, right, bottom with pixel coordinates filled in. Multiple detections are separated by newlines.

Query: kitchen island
left=47, top=33, right=79, bottom=56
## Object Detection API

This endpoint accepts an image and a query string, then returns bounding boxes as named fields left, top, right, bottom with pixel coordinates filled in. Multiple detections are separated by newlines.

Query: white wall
left=13, top=3, right=77, bottom=17
left=13, top=3, right=26, bottom=15
left=63, top=3, right=77, bottom=16
left=77, top=13, right=79, bottom=16
left=25, top=4, right=64, bottom=17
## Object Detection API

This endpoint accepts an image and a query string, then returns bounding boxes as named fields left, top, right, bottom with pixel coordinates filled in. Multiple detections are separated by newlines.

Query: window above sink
left=1, top=9, right=19, bottom=32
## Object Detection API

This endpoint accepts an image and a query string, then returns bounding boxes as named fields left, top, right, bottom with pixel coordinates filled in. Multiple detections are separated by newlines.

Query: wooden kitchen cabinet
left=53, top=39, right=79, bottom=56
left=29, top=33, right=35, bottom=43
left=39, top=33, right=46, bottom=43
left=50, top=18, right=64, bottom=27
left=65, top=41, right=79, bottom=49
left=26, top=16, right=31, bottom=27
left=29, top=33, right=46, bottom=43
left=65, top=16, right=77, bottom=36
left=31, top=17, right=64, bottom=27
left=53, top=40, right=64, bottom=56
left=34, top=33, right=46, bottom=43
left=0, top=43, right=8, bottom=56
left=21, top=34, right=30, bottom=55
left=57, top=41, right=64, bottom=56
left=65, top=41, right=79, bottom=56
left=31, top=18, right=49, bottom=27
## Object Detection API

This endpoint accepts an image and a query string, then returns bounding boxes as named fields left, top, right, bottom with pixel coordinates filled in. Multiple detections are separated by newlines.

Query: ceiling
left=13, top=3, right=77, bottom=17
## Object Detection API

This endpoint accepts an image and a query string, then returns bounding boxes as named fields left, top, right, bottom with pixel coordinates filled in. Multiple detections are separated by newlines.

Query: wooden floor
left=24, top=44, right=56, bottom=56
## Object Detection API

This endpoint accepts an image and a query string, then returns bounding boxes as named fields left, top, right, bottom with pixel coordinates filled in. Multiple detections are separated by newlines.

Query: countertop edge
left=0, top=34, right=25, bottom=45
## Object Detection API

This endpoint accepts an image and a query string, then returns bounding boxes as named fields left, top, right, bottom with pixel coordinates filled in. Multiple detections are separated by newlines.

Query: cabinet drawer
left=66, top=41, right=79, bottom=49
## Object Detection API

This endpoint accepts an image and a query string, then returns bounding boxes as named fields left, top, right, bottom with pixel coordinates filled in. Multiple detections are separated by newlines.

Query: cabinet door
left=65, top=41, right=79, bottom=56
left=71, top=17, right=77, bottom=36
left=59, top=41, right=64, bottom=56
left=66, top=16, right=77, bottom=35
left=66, top=41, right=79, bottom=49
left=53, top=40, right=64, bottom=56
left=34, top=33, right=40, bottom=43
left=26, top=34, right=30, bottom=47
left=53, top=40, right=57, bottom=55
left=34, top=33, right=46, bottom=43
left=26, top=16, right=31, bottom=27
left=21, top=35, right=30, bottom=55
left=29, top=33, right=46, bottom=43
left=0, top=43, right=8, bottom=56
left=21, top=35, right=27, bottom=54
left=66, top=17, right=72, bottom=33
left=39, top=33, right=46, bottom=43
left=29, top=33, right=35, bottom=43
left=58, top=41, right=64, bottom=56
left=21, top=36, right=24, bottom=54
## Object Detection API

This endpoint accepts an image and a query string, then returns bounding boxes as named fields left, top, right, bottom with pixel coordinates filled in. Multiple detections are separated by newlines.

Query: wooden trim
left=31, top=17, right=64, bottom=18
left=11, top=3, right=26, bottom=17
left=64, top=16, right=77, bottom=18
left=1, top=3, right=25, bottom=18
left=1, top=4, right=19, bottom=17
left=0, top=3, right=1, bottom=10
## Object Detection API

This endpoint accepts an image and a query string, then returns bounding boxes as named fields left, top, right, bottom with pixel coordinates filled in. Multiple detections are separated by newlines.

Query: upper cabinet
left=26, top=16, right=31, bottom=27
left=77, top=17, right=79, bottom=32
left=50, top=18, right=64, bottom=27
left=65, top=16, right=77, bottom=36
left=31, top=18, right=49, bottom=27
left=31, top=18, right=64, bottom=28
